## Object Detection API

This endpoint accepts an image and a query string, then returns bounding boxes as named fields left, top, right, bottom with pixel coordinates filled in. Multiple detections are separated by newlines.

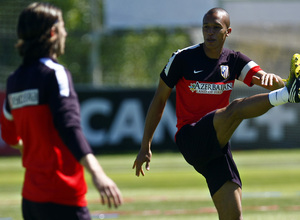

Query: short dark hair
left=203, top=7, right=230, bottom=28
left=16, top=2, right=62, bottom=61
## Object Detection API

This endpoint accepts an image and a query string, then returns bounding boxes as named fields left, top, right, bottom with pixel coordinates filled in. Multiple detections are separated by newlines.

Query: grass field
left=1, top=149, right=300, bottom=220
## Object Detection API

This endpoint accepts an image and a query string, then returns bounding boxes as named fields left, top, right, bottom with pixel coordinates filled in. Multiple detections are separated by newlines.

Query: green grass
left=1, top=149, right=300, bottom=219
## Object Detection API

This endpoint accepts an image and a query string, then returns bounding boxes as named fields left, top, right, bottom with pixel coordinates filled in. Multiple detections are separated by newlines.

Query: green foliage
left=40, top=0, right=94, bottom=32
left=0, top=0, right=191, bottom=87
left=101, top=29, right=190, bottom=87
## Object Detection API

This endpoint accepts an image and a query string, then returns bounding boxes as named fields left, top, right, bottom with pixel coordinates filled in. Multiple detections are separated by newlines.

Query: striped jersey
left=160, top=43, right=262, bottom=131
left=1, top=58, right=92, bottom=206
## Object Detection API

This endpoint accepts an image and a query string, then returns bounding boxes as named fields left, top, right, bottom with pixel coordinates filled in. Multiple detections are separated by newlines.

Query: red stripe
left=244, top=66, right=262, bottom=87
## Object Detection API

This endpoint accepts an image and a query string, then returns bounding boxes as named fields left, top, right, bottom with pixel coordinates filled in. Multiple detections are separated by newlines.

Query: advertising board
left=1, top=87, right=299, bottom=156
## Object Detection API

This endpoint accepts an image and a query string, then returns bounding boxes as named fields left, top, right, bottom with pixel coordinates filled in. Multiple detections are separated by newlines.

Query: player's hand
left=92, top=173, right=123, bottom=208
left=252, top=72, right=285, bottom=90
left=261, top=73, right=279, bottom=86
left=132, top=148, right=152, bottom=177
left=11, top=139, right=23, bottom=154
left=81, top=154, right=123, bottom=208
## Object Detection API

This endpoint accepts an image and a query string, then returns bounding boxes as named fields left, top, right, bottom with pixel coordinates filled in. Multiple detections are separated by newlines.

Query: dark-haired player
left=133, top=7, right=300, bottom=220
left=1, top=2, right=122, bottom=220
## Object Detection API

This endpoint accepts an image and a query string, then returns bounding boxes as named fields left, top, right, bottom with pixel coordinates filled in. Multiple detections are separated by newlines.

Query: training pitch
left=0, top=149, right=300, bottom=220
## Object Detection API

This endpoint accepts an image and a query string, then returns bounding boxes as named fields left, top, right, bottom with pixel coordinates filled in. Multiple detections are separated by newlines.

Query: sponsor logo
left=193, top=70, right=203, bottom=74
left=221, top=65, right=230, bottom=79
left=188, top=82, right=233, bottom=94
left=8, top=89, right=39, bottom=109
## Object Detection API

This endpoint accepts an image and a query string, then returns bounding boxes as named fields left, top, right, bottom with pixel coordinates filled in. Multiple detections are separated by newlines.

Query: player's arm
left=251, top=70, right=285, bottom=91
left=0, top=99, right=23, bottom=153
left=80, top=153, right=123, bottom=208
left=47, top=68, right=92, bottom=160
left=47, top=69, right=123, bottom=208
left=133, top=78, right=172, bottom=176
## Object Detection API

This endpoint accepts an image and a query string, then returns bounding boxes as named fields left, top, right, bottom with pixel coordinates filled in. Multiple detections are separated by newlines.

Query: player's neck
left=203, top=45, right=222, bottom=59
left=51, top=53, right=58, bottom=60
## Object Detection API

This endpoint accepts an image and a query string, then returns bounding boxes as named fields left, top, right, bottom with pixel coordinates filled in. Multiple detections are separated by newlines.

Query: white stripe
left=40, top=58, right=70, bottom=97
left=164, top=44, right=200, bottom=77
left=164, top=54, right=176, bottom=76
left=239, top=61, right=259, bottom=82
left=2, top=101, right=13, bottom=121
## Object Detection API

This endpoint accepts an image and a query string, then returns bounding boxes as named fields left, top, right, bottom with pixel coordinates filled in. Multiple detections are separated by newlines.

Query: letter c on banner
left=80, top=98, right=112, bottom=146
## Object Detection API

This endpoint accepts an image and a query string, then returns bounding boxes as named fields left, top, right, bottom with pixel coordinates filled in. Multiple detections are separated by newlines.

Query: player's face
left=55, top=16, right=67, bottom=56
left=202, top=12, right=230, bottom=52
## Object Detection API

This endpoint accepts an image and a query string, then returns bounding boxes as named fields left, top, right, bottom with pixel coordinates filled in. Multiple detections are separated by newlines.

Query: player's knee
left=225, top=98, right=246, bottom=120
left=217, top=200, right=242, bottom=220
left=232, top=212, right=243, bottom=220
left=218, top=207, right=243, bottom=220
left=231, top=210, right=243, bottom=220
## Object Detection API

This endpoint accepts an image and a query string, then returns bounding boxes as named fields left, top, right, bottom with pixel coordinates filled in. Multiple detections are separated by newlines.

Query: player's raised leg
left=209, top=53, right=300, bottom=220
left=214, top=93, right=272, bottom=148
left=214, top=53, right=300, bottom=148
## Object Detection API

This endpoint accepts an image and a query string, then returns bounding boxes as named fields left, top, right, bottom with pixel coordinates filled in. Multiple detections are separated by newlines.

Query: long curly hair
left=16, top=2, right=62, bottom=62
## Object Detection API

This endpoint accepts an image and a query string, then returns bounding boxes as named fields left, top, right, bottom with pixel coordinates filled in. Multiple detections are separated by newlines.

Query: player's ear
left=226, top=27, right=232, bottom=37
left=50, top=26, right=57, bottom=39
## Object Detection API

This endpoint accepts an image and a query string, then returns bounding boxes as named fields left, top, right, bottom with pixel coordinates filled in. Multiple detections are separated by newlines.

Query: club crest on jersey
left=220, top=65, right=229, bottom=79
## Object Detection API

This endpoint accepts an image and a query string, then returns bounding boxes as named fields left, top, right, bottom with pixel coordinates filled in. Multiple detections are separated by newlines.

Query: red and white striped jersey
left=1, top=58, right=92, bottom=206
left=160, top=43, right=262, bottom=131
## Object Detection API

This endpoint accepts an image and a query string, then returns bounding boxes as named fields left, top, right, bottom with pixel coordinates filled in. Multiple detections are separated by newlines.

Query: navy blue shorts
left=175, top=111, right=242, bottom=196
left=22, top=198, right=91, bottom=220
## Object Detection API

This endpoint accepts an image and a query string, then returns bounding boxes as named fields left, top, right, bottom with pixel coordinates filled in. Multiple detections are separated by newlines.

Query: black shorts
left=175, top=111, right=242, bottom=196
left=22, top=198, right=91, bottom=220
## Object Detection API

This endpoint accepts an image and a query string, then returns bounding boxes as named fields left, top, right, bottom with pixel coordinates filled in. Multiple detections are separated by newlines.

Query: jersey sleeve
left=46, top=68, right=92, bottom=161
left=235, top=52, right=262, bottom=87
left=160, top=50, right=183, bottom=88
left=0, top=97, right=21, bottom=146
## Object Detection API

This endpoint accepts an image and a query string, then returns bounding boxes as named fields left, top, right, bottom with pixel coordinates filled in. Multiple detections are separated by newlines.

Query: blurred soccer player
left=0, top=2, right=122, bottom=220
left=133, top=7, right=300, bottom=220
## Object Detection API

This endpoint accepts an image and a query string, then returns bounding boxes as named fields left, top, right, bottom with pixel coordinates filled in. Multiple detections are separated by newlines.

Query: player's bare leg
left=214, top=94, right=272, bottom=148
left=211, top=53, right=300, bottom=219
left=212, top=181, right=242, bottom=220
left=211, top=95, right=276, bottom=220
left=215, top=53, right=300, bottom=148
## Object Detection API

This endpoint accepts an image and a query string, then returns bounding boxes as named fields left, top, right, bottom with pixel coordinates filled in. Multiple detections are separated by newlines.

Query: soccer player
left=0, top=2, right=122, bottom=220
left=133, top=7, right=300, bottom=220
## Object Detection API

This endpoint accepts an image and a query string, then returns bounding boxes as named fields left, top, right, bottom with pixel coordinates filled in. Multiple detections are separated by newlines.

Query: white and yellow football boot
left=285, top=53, right=300, bottom=103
